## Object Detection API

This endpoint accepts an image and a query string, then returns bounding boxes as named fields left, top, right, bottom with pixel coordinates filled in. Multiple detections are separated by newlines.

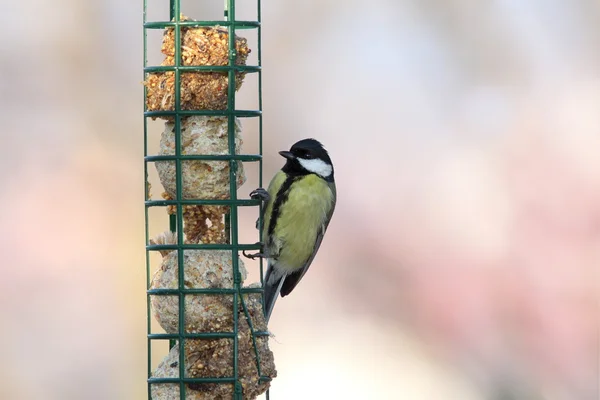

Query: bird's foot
left=250, top=188, right=270, bottom=202
left=242, top=250, right=267, bottom=260
left=243, top=242, right=266, bottom=260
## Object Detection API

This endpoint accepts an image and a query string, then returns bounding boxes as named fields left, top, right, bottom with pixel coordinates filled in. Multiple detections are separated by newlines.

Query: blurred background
left=1, top=0, right=598, bottom=399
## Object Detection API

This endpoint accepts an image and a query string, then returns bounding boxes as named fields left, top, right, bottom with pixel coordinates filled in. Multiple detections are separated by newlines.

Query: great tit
left=244, top=139, right=336, bottom=321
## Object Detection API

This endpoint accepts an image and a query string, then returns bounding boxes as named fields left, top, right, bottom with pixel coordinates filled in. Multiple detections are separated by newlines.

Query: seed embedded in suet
left=144, top=15, right=251, bottom=117
left=150, top=248, right=248, bottom=334
left=155, top=116, right=246, bottom=201
left=151, top=285, right=276, bottom=400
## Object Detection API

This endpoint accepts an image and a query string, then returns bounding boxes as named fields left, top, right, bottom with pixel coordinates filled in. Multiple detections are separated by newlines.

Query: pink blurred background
left=1, top=1, right=598, bottom=399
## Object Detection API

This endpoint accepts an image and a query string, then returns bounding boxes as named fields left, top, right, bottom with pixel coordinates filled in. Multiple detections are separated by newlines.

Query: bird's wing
left=280, top=183, right=336, bottom=297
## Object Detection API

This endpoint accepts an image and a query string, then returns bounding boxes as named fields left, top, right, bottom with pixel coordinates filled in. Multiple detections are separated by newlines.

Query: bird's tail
left=263, top=262, right=285, bottom=322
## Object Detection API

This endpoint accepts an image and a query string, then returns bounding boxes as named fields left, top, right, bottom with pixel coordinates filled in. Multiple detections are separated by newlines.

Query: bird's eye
left=303, top=152, right=313, bottom=159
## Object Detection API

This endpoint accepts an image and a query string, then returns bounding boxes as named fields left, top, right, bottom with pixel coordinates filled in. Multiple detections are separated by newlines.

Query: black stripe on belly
left=267, top=175, right=298, bottom=236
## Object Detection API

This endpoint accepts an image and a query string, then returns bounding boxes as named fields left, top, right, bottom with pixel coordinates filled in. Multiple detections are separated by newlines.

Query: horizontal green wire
left=150, top=377, right=236, bottom=384
left=144, top=20, right=259, bottom=29
left=145, top=110, right=261, bottom=118
left=145, top=154, right=261, bottom=162
left=146, top=243, right=260, bottom=251
left=149, top=376, right=272, bottom=385
left=145, top=65, right=261, bottom=73
left=151, top=332, right=234, bottom=339
left=146, top=199, right=259, bottom=207
left=148, top=332, right=270, bottom=340
left=148, top=287, right=262, bottom=295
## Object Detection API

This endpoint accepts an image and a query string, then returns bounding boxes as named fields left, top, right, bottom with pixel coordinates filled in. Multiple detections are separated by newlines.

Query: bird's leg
left=245, top=189, right=271, bottom=257
left=251, top=188, right=270, bottom=230
left=242, top=243, right=267, bottom=260
left=242, top=251, right=266, bottom=260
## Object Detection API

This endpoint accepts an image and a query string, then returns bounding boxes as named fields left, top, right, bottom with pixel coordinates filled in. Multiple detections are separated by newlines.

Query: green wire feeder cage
left=143, top=1, right=275, bottom=399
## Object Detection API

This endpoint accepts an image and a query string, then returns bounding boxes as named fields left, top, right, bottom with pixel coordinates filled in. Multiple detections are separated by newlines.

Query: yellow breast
left=262, top=173, right=334, bottom=272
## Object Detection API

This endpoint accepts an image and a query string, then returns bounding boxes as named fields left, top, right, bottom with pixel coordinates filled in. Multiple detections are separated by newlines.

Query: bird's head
left=280, top=138, right=334, bottom=181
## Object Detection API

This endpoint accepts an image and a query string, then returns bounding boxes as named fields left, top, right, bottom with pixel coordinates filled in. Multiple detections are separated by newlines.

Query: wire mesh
left=143, top=0, right=268, bottom=398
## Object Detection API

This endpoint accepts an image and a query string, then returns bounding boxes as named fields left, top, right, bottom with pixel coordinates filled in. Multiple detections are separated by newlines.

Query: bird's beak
left=279, top=151, right=295, bottom=160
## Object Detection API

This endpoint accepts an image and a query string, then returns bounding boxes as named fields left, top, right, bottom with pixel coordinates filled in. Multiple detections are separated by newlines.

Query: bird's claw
left=242, top=250, right=266, bottom=260
left=243, top=242, right=266, bottom=260
left=250, top=188, right=270, bottom=202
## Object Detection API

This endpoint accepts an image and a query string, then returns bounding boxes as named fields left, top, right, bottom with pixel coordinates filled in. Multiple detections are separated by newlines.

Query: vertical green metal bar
left=223, top=0, right=231, bottom=251
left=143, top=1, right=152, bottom=399
left=225, top=213, right=231, bottom=244
left=170, top=4, right=186, bottom=400
left=257, top=1, right=263, bottom=191
left=168, top=0, right=177, bottom=237
left=257, top=0, right=265, bottom=285
left=169, top=216, right=177, bottom=235
left=224, top=4, right=236, bottom=399
left=256, top=3, right=269, bottom=398
left=169, top=0, right=176, bottom=20
left=226, top=1, right=242, bottom=399
left=168, top=0, right=178, bottom=348
left=168, top=0, right=178, bottom=355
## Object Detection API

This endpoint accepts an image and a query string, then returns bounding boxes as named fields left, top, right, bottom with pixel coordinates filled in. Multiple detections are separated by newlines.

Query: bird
left=243, top=138, right=336, bottom=322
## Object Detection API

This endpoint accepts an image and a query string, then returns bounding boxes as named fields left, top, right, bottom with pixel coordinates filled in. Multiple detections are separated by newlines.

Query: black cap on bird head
left=279, top=138, right=334, bottom=181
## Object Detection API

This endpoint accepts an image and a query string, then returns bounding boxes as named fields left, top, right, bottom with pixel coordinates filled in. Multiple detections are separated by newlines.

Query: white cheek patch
left=297, top=158, right=332, bottom=178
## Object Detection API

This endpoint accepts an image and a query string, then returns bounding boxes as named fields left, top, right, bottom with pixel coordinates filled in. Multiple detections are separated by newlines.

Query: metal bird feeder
left=143, top=1, right=274, bottom=398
